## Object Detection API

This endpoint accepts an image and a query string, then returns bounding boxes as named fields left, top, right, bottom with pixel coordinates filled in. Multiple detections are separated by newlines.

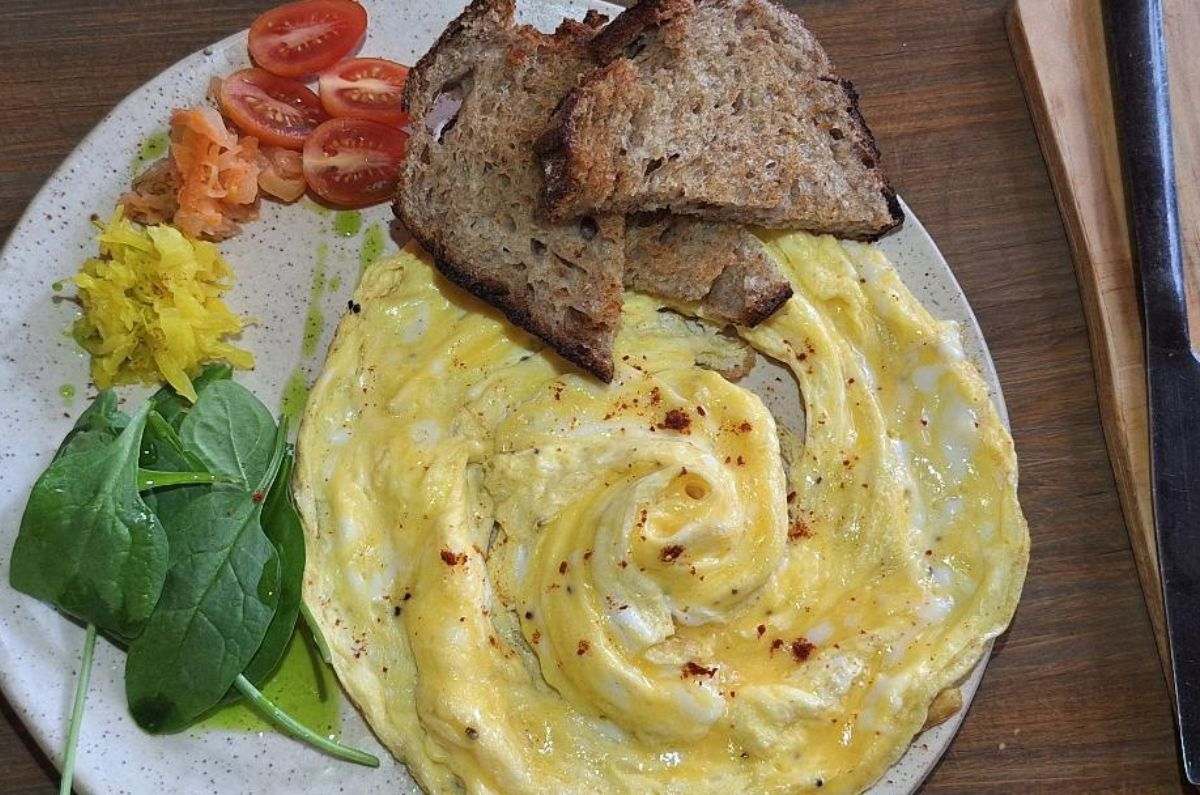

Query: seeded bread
left=536, top=0, right=903, bottom=240
left=395, top=0, right=623, bottom=380
left=625, top=213, right=791, bottom=326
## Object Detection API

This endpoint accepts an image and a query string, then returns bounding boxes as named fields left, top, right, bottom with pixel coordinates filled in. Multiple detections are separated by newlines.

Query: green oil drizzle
left=302, top=243, right=329, bottom=358
left=58, top=384, right=76, bottom=404
left=360, top=223, right=387, bottom=273
left=202, top=628, right=339, bottom=736
left=280, top=369, right=310, bottom=423
left=329, top=274, right=343, bottom=292
left=333, top=211, right=362, bottom=238
left=52, top=280, right=65, bottom=292
left=130, top=130, right=169, bottom=175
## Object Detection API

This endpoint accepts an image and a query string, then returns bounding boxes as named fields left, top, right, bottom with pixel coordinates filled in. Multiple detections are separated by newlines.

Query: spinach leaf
left=124, top=424, right=287, bottom=733
left=238, top=446, right=305, bottom=687
left=180, top=380, right=276, bottom=489
left=56, top=390, right=129, bottom=458
left=140, top=411, right=211, bottom=519
left=141, top=411, right=204, bottom=472
left=10, top=401, right=169, bottom=639
left=149, top=363, right=232, bottom=430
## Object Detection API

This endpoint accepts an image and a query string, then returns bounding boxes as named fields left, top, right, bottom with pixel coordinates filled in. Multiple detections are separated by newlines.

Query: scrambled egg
left=294, top=233, right=1029, bottom=794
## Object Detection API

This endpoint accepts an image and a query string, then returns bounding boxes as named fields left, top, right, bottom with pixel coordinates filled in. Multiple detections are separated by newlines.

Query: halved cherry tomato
left=257, top=145, right=307, bottom=202
left=319, top=58, right=410, bottom=126
left=219, top=68, right=328, bottom=150
left=302, top=118, right=408, bottom=207
left=248, top=0, right=368, bottom=78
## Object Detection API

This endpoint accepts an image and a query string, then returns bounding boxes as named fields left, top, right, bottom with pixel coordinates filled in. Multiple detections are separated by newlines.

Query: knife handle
left=1106, top=0, right=1190, bottom=353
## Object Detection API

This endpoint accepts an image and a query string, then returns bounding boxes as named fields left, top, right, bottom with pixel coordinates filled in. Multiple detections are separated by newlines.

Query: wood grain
left=1006, top=0, right=1164, bottom=680
left=0, top=0, right=1187, bottom=792
left=1008, top=0, right=1200, bottom=693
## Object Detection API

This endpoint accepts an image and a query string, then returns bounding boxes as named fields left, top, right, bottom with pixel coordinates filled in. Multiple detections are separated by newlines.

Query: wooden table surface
left=0, top=0, right=1189, bottom=792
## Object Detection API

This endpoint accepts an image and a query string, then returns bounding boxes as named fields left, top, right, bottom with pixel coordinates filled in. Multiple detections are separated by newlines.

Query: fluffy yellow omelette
left=294, top=232, right=1029, bottom=794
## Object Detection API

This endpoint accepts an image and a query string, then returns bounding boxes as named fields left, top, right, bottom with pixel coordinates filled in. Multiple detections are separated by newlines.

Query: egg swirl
left=296, top=235, right=1029, bottom=794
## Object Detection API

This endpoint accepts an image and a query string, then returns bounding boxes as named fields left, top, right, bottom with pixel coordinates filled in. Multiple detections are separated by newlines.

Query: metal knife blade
left=1106, top=0, right=1200, bottom=783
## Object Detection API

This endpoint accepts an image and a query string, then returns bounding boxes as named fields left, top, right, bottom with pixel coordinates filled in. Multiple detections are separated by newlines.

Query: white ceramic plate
left=0, top=1, right=1004, bottom=792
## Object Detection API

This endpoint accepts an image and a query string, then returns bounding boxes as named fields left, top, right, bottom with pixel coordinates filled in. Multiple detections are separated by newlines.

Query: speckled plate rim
left=0, top=2, right=1006, bottom=793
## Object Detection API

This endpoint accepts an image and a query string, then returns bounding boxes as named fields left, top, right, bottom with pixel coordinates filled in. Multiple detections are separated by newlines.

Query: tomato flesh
left=219, top=68, right=328, bottom=150
left=302, top=118, right=407, bottom=207
left=249, top=0, right=368, bottom=78
left=319, top=58, right=410, bottom=126
left=257, top=145, right=307, bottom=202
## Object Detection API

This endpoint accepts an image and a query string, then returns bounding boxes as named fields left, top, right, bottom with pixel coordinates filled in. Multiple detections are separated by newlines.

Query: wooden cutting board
left=1007, top=0, right=1200, bottom=684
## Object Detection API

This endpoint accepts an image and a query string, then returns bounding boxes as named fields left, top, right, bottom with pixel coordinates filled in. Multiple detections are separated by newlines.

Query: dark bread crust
left=830, top=76, right=904, bottom=241
left=537, top=0, right=904, bottom=240
left=427, top=249, right=616, bottom=381
left=588, top=0, right=694, bottom=64
left=535, top=60, right=636, bottom=223
left=402, top=0, right=515, bottom=118
left=715, top=271, right=793, bottom=327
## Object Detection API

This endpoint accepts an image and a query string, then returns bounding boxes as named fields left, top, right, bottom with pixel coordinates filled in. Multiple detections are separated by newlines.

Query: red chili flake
left=797, top=352, right=808, bottom=362
left=681, top=661, right=717, bottom=679
left=770, top=638, right=784, bottom=654
left=788, top=520, right=812, bottom=541
left=659, top=408, right=691, bottom=432
left=848, top=378, right=855, bottom=385
left=696, top=405, right=707, bottom=416
left=577, top=639, right=591, bottom=655
left=618, top=559, right=629, bottom=569
left=649, top=387, right=662, bottom=405
left=393, top=605, right=402, bottom=617
left=660, top=544, right=685, bottom=563
left=532, top=630, right=542, bottom=644
left=403, top=591, right=413, bottom=601
left=251, top=490, right=265, bottom=503
left=583, top=550, right=593, bottom=560
left=920, top=418, right=929, bottom=426
left=790, top=638, right=815, bottom=662
left=465, top=726, right=479, bottom=740
left=787, top=491, right=797, bottom=503
left=736, top=455, right=746, bottom=466
left=440, top=549, right=467, bottom=566
left=738, top=421, right=752, bottom=433
left=559, top=560, right=569, bottom=574
left=757, top=624, right=767, bottom=637
left=525, top=610, right=534, bottom=620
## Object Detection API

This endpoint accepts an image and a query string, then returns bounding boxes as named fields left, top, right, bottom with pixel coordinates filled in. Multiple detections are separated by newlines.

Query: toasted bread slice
left=396, top=0, right=623, bottom=380
left=625, top=213, right=791, bottom=326
left=536, top=0, right=903, bottom=240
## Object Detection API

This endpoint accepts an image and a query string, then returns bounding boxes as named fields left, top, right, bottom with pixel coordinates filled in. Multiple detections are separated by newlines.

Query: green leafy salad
left=9, top=364, right=376, bottom=794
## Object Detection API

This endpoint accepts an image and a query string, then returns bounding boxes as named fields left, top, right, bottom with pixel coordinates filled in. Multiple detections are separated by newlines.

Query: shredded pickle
left=71, top=207, right=253, bottom=401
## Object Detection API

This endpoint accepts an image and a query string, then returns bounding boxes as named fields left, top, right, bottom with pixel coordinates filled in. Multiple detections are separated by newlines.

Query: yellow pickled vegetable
left=71, top=207, right=253, bottom=402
